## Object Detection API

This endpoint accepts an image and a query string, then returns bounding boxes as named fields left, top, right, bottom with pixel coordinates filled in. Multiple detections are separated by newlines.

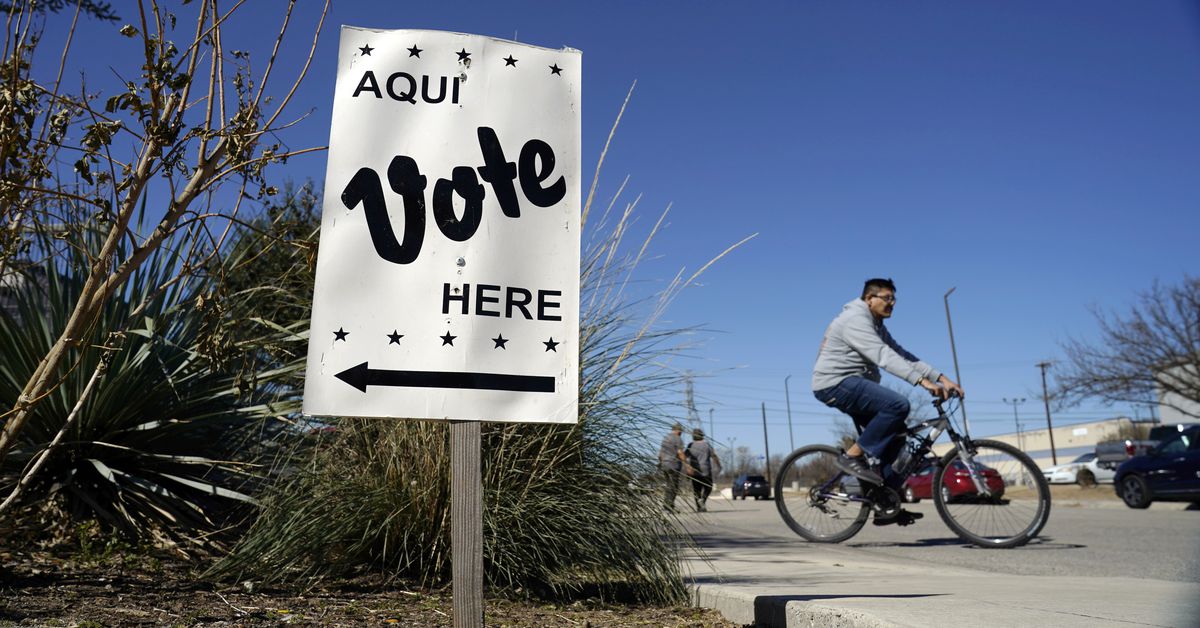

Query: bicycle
left=774, top=397, right=1051, bottom=549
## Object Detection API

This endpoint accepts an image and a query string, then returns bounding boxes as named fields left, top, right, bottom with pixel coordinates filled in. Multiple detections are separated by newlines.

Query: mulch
left=0, top=546, right=737, bottom=627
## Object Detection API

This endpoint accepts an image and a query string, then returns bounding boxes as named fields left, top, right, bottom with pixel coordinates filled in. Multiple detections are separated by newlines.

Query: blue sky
left=52, top=2, right=1200, bottom=459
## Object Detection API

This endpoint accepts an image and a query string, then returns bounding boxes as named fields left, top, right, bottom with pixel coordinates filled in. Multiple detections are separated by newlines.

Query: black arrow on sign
left=334, top=362, right=555, bottom=393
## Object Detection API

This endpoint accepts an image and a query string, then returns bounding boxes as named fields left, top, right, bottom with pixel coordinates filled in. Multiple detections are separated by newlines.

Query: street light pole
left=784, top=375, right=795, bottom=453
left=1003, top=397, right=1026, bottom=451
left=943, top=287, right=969, bottom=434
left=1037, top=361, right=1058, bottom=465
left=761, top=402, right=772, bottom=485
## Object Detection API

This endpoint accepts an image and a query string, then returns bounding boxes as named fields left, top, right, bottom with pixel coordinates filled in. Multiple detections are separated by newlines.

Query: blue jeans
left=813, top=377, right=910, bottom=488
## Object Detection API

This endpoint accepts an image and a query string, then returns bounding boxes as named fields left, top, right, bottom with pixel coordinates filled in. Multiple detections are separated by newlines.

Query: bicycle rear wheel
left=775, top=445, right=870, bottom=543
left=934, top=439, right=1051, bottom=548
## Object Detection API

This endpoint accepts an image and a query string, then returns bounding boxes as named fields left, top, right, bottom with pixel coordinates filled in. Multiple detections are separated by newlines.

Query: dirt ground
left=1001, top=481, right=1121, bottom=504
left=1047, top=482, right=1121, bottom=501
left=0, top=547, right=738, bottom=627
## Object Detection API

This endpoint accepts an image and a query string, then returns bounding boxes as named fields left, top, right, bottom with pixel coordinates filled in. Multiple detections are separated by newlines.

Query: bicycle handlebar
left=931, top=390, right=962, bottom=407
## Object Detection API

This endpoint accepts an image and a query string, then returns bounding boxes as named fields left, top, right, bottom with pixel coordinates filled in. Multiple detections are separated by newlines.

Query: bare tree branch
left=1057, top=276, right=1200, bottom=420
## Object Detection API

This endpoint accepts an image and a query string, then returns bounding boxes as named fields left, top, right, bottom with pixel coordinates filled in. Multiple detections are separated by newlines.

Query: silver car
left=1042, top=452, right=1115, bottom=485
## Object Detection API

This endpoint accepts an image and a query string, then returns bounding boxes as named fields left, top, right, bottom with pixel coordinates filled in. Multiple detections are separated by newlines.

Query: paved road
left=702, top=495, right=1200, bottom=583
left=683, top=495, right=1200, bottom=627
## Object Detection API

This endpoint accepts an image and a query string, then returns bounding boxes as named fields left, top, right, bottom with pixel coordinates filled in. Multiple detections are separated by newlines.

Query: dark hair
left=861, top=277, right=897, bottom=300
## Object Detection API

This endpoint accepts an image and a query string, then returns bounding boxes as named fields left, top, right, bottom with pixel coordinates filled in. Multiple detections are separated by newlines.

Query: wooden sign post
left=451, top=421, right=483, bottom=626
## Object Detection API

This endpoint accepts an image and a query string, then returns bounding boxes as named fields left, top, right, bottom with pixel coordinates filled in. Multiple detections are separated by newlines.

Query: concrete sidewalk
left=682, top=502, right=1199, bottom=627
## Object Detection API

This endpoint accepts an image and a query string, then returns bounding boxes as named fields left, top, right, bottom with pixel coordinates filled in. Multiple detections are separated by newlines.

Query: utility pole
left=1037, top=361, right=1058, bottom=465
left=1003, top=397, right=1026, bottom=451
left=708, top=408, right=714, bottom=442
left=761, top=402, right=772, bottom=485
left=784, top=375, right=795, bottom=452
left=943, top=288, right=969, bottom=434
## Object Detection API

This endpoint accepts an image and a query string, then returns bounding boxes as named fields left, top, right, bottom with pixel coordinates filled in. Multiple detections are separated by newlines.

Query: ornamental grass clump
left=211, top=92, right=749, bottom=603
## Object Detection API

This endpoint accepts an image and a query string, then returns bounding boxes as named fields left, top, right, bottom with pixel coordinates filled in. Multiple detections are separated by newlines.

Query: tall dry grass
left=209, top=86, right=750, bottom=602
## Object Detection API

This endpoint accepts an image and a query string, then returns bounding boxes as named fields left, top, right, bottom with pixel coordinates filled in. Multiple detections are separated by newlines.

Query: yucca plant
left=0, top=222, right=290, bottom=549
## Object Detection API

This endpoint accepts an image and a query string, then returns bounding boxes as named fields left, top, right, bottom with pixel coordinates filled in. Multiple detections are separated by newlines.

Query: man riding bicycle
left=812, top=278, right=964, bottom=526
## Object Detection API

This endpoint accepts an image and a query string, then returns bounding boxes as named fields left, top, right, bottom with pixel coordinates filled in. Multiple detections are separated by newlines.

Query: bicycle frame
left=910, top=399, right=998, bottom=498
left=815, top=398, right=997, bottom=506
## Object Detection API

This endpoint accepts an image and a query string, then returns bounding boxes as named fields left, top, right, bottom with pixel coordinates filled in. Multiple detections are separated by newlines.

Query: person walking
left=686, top=428, right=721, bottom=512
left=658, top=422, right=687, bottom=512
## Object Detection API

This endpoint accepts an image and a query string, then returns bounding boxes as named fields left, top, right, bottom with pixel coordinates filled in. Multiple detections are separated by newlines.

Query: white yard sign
left=303, top=28, right=580, bottom=424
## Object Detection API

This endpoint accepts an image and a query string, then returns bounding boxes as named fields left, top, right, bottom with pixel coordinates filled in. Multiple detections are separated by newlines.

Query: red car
left=902, top=461, right=1006, bottom=503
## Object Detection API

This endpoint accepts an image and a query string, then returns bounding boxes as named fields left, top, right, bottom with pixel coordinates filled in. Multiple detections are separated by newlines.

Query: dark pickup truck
left=1096, top=423, right=1199, bottom=470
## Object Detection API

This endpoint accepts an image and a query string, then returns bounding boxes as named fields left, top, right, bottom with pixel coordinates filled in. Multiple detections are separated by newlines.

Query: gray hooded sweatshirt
left=811, top=299, right=941, bottom=391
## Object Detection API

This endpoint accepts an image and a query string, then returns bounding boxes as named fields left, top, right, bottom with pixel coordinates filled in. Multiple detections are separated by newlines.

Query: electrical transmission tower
left=684, top=372, right=701, bottom=429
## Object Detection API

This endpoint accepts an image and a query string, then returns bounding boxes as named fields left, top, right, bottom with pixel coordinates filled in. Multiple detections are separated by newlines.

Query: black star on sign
left=456, top=48, right=471, bottom=62
left=407, top=45, right=422, bottom=58
left=333, top=327, right=349, bottom=342
left=387, top=330, right=404, bottom=345
left=549, top=63, right=563, bottom=75
left=503, top=55, right=517, bottom=67
left=492, top=334, right=509, bottom=349
left=359, top=44, right=374, bottom=56
left=441, top=331, right=457, bottom=346
left=543, top=337, right=559, bottom=352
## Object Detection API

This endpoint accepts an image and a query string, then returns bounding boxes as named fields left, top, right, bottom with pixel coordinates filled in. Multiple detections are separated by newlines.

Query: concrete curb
left=691, top=585, right=759, bottom=626
left=786, top=602, right=897, bottom=628
left=692, top=584, right=899, bottom=628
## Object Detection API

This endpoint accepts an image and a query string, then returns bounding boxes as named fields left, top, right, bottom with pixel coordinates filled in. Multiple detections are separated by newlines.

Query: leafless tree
left=1097, top=418, right=1149, bottom=443
left=1057, top=276, right=1200, bottom=420
left=0, top=1, right=329, bottom=463
left=727, top=445, right=754, bottom=477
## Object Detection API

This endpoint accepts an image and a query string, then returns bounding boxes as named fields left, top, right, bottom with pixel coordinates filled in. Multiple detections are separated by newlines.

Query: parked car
left=1114, top=425, right=1200, bottom=509
left=732, top=474, right=771, bottom=500
left=902, top=461, right=1005, bottom=503
left=1041, top=452, right=1116, bottom=485
left=1096, top=423, right=1200, bottom=471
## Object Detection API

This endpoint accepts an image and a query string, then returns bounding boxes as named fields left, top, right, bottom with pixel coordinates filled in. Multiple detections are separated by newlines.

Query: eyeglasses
left=868, top=293, right=897, bottom=303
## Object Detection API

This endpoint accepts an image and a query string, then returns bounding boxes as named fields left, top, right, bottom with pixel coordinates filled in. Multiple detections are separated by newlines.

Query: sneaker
left=873, top=509, right=924, bottom=527
left=834, top=452, right=884, bottom=485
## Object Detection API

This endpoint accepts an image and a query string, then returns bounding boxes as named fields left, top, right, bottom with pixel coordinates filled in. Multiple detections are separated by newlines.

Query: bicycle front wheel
left=775, top=445, right=869, bottom=543
left=934, top=439, right=1051, bottom=548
